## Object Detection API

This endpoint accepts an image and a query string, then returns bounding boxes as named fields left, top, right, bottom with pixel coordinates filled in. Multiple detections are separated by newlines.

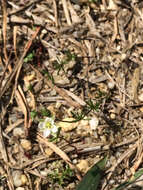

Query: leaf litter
left=1, top=0, right=143, bottom=189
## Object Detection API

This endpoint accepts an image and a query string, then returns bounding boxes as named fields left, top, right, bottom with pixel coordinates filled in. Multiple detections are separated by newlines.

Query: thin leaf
left=76, top=156, right=107, bottom=190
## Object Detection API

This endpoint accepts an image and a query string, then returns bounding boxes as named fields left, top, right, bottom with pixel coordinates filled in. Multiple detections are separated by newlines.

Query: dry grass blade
left=37, top=133, right=82, bottom=180
left=8, top=0, right=43, bottom=16
left=0, top=106, right=14, bottom=189
left=52, top=0, right=58, bottom=27
left=2, top=0, right=11, bottom=72
left=15, top=86, right=29, bottom=136
left=0, top=59, right=11, bottom=92
left=46, top=80, right=81, bottom=108
left=29, top=64, right=82, bottom=108
left=6, top=165, right=14, bottom=190
left=131, top=151, right=143, bottom=175
left=105, top=70, right=131, bottom=100
left=111, top=12, right=118, bottom=43
left=62, top=0, right=72, bottom=25
left=0, top=27, right=41, bottom=99
left=23, top=74, right=36, bottom=110
left=0, top=119, right=8, bottom=163
left=102, top=144, right=137, bottom=190
left=132, top=67, right=140, bottom=103
left=0, top=55, right=5, bottom=69
left=107, top=147, right=136, bottom=175
left=68, top=0, right=81, bottom=23
left=5, top=119, right=24, bottom=134
left=64, top=89, right=86, bottom=106
left=35, top=178, right=41, bottom=190
left=13, top=26, right=18, bottom=59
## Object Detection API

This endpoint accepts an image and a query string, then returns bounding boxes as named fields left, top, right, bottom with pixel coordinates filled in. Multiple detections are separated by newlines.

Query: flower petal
left=38, top=122, right=44, bottom=130
left=51, top=125, right=58, bottom=133
left=43, top=129, right=51, bottom=137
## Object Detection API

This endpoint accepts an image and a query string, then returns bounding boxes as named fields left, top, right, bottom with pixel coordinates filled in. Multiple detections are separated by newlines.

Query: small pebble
left=77, top=160, right=89, bottom=173
left=16, top=188, right=25, bottom=190
left=21, top=139, right=32, bottom=151
left=139, top=107, right=143, bottom=112
left=108, top=81, right=115, bottom=89
left=13, top=127, right=25, bottom=138
left=96, top=47, right=100, bottom=55
left=41, top=29, right=47, bottom=34
left=67, top=182, right=75, bottom=189
left=45, top=148, right=53, bottom=157
left=121, top=53, right=126, bottom=60
left=12, top=170, right=23, bottom=187
left=21, top=174, right=28, bottom=185
left=57, top=118, right=78, bottom=132
left=72, top=159, right=78, bottom=164
left=110, top=113, right=116, bottom=119
left=40, top=170, right=48, bottom=177
left=138, top=93, right=143, bottom=102
left=116, top=45, right=121, bottom=51
left=89, top=117, right=99, bottom=130
left=109, top=180, right=115, bottom=185
left=73, top=4, right=80, bottom=11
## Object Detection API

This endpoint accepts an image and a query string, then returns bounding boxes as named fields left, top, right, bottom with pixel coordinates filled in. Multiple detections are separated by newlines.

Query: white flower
left=51, top=125, right=58, bottom=133
left=38, top=117, right=58, bottom=138
left=43, top=129, right=51, bottom=138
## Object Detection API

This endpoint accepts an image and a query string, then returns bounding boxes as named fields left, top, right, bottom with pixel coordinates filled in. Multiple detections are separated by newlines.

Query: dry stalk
left=61, top=0, right=72, bottom=25
left=37, top=133, right=82, bottom=180
left=1, top=0, right=12, bottom=72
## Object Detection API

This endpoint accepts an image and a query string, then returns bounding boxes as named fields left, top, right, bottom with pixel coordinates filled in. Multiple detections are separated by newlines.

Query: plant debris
left=1, top=0, right=143, bottom=189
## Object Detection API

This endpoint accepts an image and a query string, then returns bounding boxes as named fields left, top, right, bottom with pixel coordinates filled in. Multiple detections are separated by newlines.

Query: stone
left=13, top=127, right=25, bottom=138
left=12, top=170, right=23, bottom=187
left=108, top=81, right=115, bottom=89
left=15, top=188, right=25, bottom=190
left=21, top=139, right=32, bottom=151
left=76, top=160, right=89, bottom=173
left=45, top=148, right=53, bottom=157
left=89, top=116, right=99, bottom=130
left=21, top=174, right=28, bottom=185
left=57, top=118, right=78, bottom=132
left=138, top=93, right=143, bottom=102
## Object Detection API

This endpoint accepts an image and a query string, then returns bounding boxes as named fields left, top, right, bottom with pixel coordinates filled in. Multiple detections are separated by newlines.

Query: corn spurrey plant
left=38, top=117, right=59, bottom=138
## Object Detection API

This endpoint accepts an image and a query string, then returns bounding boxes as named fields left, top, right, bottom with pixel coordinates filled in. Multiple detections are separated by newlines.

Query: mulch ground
left=1, top=0, right=143, bottom=190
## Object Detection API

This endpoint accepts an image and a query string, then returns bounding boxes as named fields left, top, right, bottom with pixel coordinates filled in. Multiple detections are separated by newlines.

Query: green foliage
left=30, top=108, right=52, bottom=121
left=76, top=156, right=107, bottom=190
left=113, top=169, right=143, bottom=190
left=70, top=98, right=101, bottom=123
left=42, top=70, right=55, bottom=83
left=48, top=164, right=73, bottom=186
left=65, top=50, right=76, bottom=62
left=53, top=50, right=76, bottom=74
left=95, top=90, right=107, bottom=99
left=55, top=89, right=108, bottom=123
left=30, top=110, right=38, bottom=120
left=53, top=59, right=67, bottom=74
left=49, top=127, right=61, bottom=142
left=27, top=84, right=33, bottom=92
left=71, top=110, right=86, bottom=121
left=40, top=108, right=52, bottom=117
left=24, top=51, right=35, bottom=63
left=86, top=99, right=100, bottom=112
